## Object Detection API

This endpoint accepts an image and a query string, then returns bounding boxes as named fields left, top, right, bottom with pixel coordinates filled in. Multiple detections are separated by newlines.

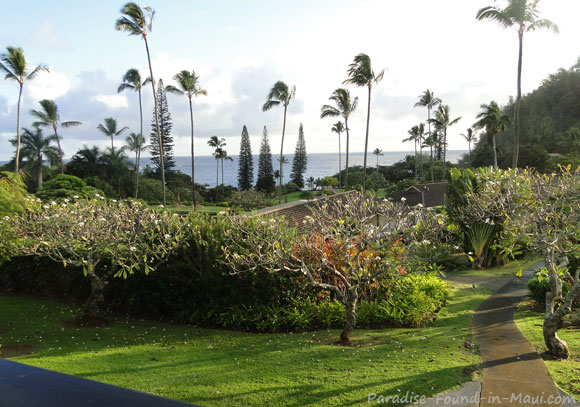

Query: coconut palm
left=125, top=132, right=148, bottom=198
left=262, top=81, right=295, bottom=204
left=414, top=90, right=440, bottom=178
left=116, top=2, right=166, bottom=205
left=321, top=89, right=358, bottom=188
left=422, top=132, right=438, bottom=183
left=118, top=68, right=146, bottom=137
left=10, top=126, right=58, bottom=188
left=460, top=128, right=478, bottom=155
left=429, top=104, right=461, bottom=178
left=476, top=0, right=558, bottom=168
left=403, top=124, right=424, bottom=179
left=166, top=69, right=207, bottom=209
left=277, top=155, right=289, bottom=186
left=372, top=148, right=383, bottom=169
left=0, top=46, right=49, bottom=173
left=473, top=101, right=511, bottom=170
left=215, top=148, right=233, bottom=186
left=331, top=121, right=345, bottom=188
left=97, top=117, right=129, bottom=153
left=208, top=136, right=226, bottom=187
left=30, top=99, right=81, bottom=174
left=343, top=53, right=384, bottom=191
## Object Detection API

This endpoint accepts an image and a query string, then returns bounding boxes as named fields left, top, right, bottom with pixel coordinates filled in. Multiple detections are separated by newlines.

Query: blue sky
left=1, top=0, right=579, bottom=161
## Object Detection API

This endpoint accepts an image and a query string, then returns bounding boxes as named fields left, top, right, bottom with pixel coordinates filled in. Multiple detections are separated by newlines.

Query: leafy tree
left=116, top=2, right=167, bottom=205
left=117, top=68, right=146, bottom=137
left=343, top=54, right=384, bottom=191
left=10, top=126, right=58, bottom=188
left=97, top=117, right=129, bottom=153
left=149, top=79, right=175, bottom=178
left=207, top=135, right=226, bottom=187
left=321, top=89, right=358, bottom=188
left=166, top=69, right=207, bottom=208
left=0, top=46, right=49, bottom=173
left=66, top=146, right=102, bottom=179
left=290, top=123, right=307, bottom=188
left=0, top=171, right=31, bottom=218
left=99, top=147, right=133, bottom=197
left=237, top=125, right=253, bottom=190
left=125, top=132, right=148, bottom=198
left=476, top=0, right=558, bottom=168
left=255, top=126, right=275, bottom=193
left=429, top=104, right=461, bottom=177
left=331, top=121, right=344, bottom=188
left=473, top=101, right=511, bottom=169
left=262, top=81, right=295, bottom=204
left=30, top=99, right=81, bottom=174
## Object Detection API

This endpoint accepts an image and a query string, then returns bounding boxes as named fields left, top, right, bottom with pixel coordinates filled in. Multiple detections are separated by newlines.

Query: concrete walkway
left=0, top=358, right=199, bottom=407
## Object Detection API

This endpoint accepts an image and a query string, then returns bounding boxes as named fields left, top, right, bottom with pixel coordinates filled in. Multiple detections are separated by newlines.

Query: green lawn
left=452, top=257, right=540, bottom=277
left=515, top=302, right=580, bottom=400
left=0, top=281, right=489, bottom=407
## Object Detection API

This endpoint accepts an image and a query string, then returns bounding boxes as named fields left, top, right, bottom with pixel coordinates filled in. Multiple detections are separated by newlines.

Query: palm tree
left=208, top=136, right=226, bottom=187
left=429, top=104, right=461, bottom=178
left=118, top=68, right=146, bottom=137
left=30, top=99, right=81, bottom=173
left=166, top=69, right=207, bottom=209
left=331, top=121, right=345, bottom=188
left=460, top=128, right=478, bottom=155
left=262, top=81, right=295, bottom=204
left=476, top=0, right=558, bottom=168
left=343, top=53, right=384, bottom=191
left=414, top=90, right=440, bottom=178
left=125, top=132, right=148, bottom=198
left=97, top=117, right=129, bottom=153
left=215, top=148, right=233, bottom=186
left=321, top=89, right=358, bottom=188
left=0, top=46, right=49, bottom=173
left=422, top=133, right=437, bottom=183
left=10, top=126, right=58, bottom=188
left=473, top=101, right=512, bottom=170
left=403, top=124, right=423, bottom=179
left=277, top=155, right=289, bottom=186
left=68, top=146, right=101, bottom=178
left=372, top=148, right=383, bottom=169
left=100, top=146, right=131, bottom=197
left=116, top=2, right=167, bottom=205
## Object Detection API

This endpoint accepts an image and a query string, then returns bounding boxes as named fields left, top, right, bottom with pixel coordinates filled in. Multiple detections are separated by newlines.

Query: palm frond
left=476, top=6, right=514, bottom=28
left=320, top=105, right=340, bottom=118
left=262, top=99, right=280, bottom=112
left=26, top=64, right=49, bottom=80
left=117, top=83, right=135, bottom=93
left=527, top=19, right=559, bottom=33
left=165, top=85, right=184, bottom=95
left=61, top=121, right=82, bottom=128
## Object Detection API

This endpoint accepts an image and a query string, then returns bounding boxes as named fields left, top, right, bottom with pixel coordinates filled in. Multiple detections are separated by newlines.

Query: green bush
left=36, top=174, right=103, bottom=201
left=527, top=267, right=570, bottom=306
left=229, top=190, right=268, bottom=210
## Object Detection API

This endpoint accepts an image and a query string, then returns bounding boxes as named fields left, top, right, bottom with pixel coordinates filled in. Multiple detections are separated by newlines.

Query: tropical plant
left=372, top=148, right=383, bottom=169
left=422, top=132, right=437, bottom=182
left=343, top=54, right=384, bottom=191
left=0, top=46, right=49, bottom=173
left=429, top=104, right=461, bottom=178
left=290, top=123, right=307, bottom=188
left=66, top=146, right=101, bottom=179
left=30, top=99, right=81, bottom=174
left=403, top=124, right=425, bottom=178
left=96, top=117, right=129, bottom=153
left=321, top=89, right=358, bottom=188
left=473, top=101, right=512, bottom=170
left=117, top=68, right=146, bottom=137
left=262, top=81, right=295, bottom=204
left=166, top=69, right=207, bottom=208
left=208, top=136, right=226, bottom=186
left=216, top=148, right=233, bottom=187
left=116, top=2, right=166, bottom=205
left=331, top=121, right=344, bottom=188
left=125, top=132, right=148, bottom=198
left=460, top=128, right=478, bottom=155
left=476, top=0, right=558, bottom=168
left=10, top=126, right=58, bottom=188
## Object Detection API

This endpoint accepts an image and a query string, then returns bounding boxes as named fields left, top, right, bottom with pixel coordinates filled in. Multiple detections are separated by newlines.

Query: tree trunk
left=37, top=152, right=43, bottom=188
left=340, top=288, right=359, bottom=344
left=362, top=86, right=371, bottom=191
left=279, top=105, right=288, bottom=205
left=216, top=159, right=219, bottom=187
left=189, top=97, right=196, bottom=209
left=144, top=35, right=166, bottom=206
left=54, top=127, right=64, bottom=174
left=345, top=117, right=350, bottom=189
left=338, top=131, right=342, bottom=188
left=543, top=314, right=569, bottom=359
left=429, top=145, right=434, bottom=183
left=492, top=134, right=498, bottom=170
left=138, top=89, right=143, bottom=138
left=221, top=158, right=224, bottom=186
left=442, top=129, right=447, bottom=180
left=135, top=151, right=140, bottom=199
left=84, top=265, right=105, bottom=319
left=15, top=84, right=23, bottom=173
left=512, top=30, right=524, bottom=169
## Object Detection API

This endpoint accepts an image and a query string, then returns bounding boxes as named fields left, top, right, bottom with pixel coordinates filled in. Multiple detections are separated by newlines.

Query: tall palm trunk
left=279, top=105, right=288, bottom=204
left=362, top=86, right=371, bottom=191
left=138, top=89, right=143, bottom=137
left=513, top=30, right=524, bottom=168
left=15, top=84, right=23, bottom=173
left=414, top=140, right=418, bottom=179
left=144, top=35, right=166, bottom=206
left=110, top=136, right=114, bottom=153
left=134, top=150, right=140, bottom=199
left=54, top=126, right=64, bottom=174
left=492, top=133, right=498, bottom=170
left=189, top=97, right=196, bottom=209
left=429, top=145, right=434, bottom=183
left=338, top=132, right=342, bottom=188
left=37, top=152, right=43, bottom=188
left=345, top=118, right=350, bottom=188
left=216, top=159, right=219, bottom=187
left=221, top=158, right=224, bottom=186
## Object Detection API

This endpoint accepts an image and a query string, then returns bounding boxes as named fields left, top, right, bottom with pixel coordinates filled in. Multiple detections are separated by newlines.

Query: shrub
left=36, top=174, right=103, bottom=201
left=527, top=267, right=570, bottom=306
left=229, top=190, right=268, bottom=210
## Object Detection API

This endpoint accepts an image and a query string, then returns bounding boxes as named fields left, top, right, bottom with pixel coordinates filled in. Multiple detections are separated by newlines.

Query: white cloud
left=92, top=94, right=129, bottom=109
left=26, top=70, right=70, bottom=101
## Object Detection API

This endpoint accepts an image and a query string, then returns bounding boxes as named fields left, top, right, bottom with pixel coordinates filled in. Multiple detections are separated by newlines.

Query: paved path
left=0, top=358, right=200, bottom=407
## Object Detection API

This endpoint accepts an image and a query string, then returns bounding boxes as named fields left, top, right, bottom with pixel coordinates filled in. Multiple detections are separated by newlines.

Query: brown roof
left=389, top=182, right=447, bottom=208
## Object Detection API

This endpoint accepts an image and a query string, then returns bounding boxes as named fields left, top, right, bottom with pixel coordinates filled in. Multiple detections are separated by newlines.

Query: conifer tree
left=150, top=79, right=175, bottom=178
left=255, top=126, right=275, bottom=193
left=237, top=125, right=254, bottom=190
left=290, top=123, right=307, bottom=188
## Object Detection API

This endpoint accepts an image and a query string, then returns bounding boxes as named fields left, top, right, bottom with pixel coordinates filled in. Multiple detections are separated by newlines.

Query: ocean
left=140, top=150, right=468, bottom=187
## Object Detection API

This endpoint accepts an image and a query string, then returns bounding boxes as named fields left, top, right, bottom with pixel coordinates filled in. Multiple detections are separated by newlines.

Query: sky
left=1, top=0, right=579, bottom=161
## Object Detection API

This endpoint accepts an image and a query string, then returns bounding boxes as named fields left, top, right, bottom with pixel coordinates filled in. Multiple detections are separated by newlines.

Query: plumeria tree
left=223, top=192, right=443, bottom=344
left=3, top=198, right=185, bottom=319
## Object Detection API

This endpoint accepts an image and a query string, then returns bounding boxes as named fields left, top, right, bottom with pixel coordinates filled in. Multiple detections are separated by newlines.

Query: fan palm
left=473, top=101, right=511, bottom=170
left=343, top=53, right=384, bottom=191
left=262, top=81, right=295, bottom=204
left=10, top=126, right=58, bottom=188
left=429, top=105, right=461, bottom=178
left=97, top=117, right=129, bottom=153
left=331, top=121, right=345, bottom=188
left=125, top=132, right=148, bottom=198
left=166, top=69, right=207, bottom=209
left=321, top=89, right=358, bottom=188
left=476, top=0, right=558, bottom=168
left=116, top=2, right=166, bottom=205
left=118, top=68, right=146, bottom=137
left=30, top=99, right=81, bottom=174
left=0, top=46, right=49, bottom=173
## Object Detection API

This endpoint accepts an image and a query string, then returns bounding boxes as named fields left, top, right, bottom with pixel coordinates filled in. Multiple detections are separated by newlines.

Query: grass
left=452, top=257, right=540, bottom=277
left=515, top=301, right=580, bottom=400
left=0, top=281, right=490, bottom=407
